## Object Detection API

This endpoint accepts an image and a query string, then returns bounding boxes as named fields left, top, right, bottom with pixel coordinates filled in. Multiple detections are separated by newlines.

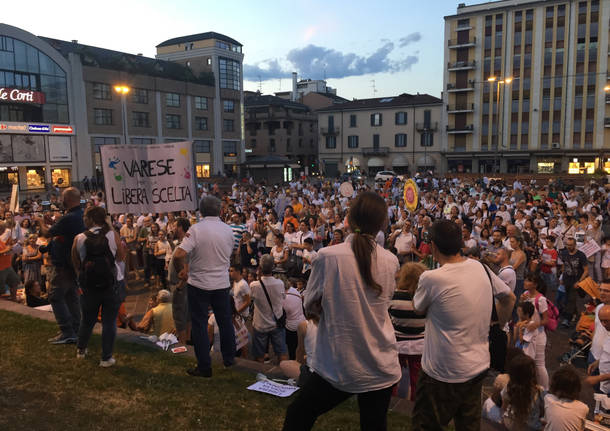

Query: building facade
left=0, top=24, right=243, bottom=192
left=317, top=93, right=442, bottom=178
left=244, top=93, right=318, bottom=179
left=443, top=0, right=610, bottom=175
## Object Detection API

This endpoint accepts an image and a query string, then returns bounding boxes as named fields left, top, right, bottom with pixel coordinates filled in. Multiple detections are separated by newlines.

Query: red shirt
left=0, top=240, right=12, bottom=271
left=540, top=248, right=558, bottom=274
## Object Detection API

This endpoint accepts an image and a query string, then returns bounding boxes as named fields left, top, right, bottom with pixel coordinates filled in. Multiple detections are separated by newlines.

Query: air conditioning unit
left=551, top=143, right=560, bottom=149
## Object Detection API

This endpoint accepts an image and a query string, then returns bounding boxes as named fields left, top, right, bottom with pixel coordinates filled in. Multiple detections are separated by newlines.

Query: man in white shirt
left=589, top=283, right=610, bottom=369
left=174, top=196, right=236, bottom=378
left=413, top=219, right=515, bottom=430
left=391, top=222, right=417, bottom=263
left=230, top=264, right=251, bottom=319
left=586, top=305, right=610, bottom=395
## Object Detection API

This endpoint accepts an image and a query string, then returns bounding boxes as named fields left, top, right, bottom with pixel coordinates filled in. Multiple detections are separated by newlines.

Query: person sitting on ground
left=501, top=354, right=545, bottom=430
left=208, top=297, right=249, bottom=358
left=544, top=365, right=589, bottom=430
left=25, top=279, right=48, bottom=307
left=482, top=373, right=509, bottom=425
left=134, top=289, right=175, bottom=336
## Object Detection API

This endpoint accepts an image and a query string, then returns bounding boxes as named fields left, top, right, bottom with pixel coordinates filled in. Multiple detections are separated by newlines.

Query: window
left=421, top=133, right=433, bottom=147
left=223, top=119, right=234, bottom=132
left=395, top=112, right=407, bottom=125
left=166, top=92, right=180, bottom=107
left=219, top=57, right=241, bottom=90
left=223, top=100, right=235, bottom=112
left=373, top=134, right=380, bottom=147
left=132, top=88, right=148, bottom=104
left=194, top=140, right=211, bottom=153
left=286, top=138, right=292, bottom=151
left=270, top=139, right=276, bottom=152
left=395, top=133, right=407, bottom=147
left=328, top=115, right=334, bottom=130
left=325, top=136, right=336, bottom=149
left=131, top=138, right=154, bottom=145
left=424, top=110, right=431, bottom=127
left=94, top=108, right=112, bottom=125
left=93, top=137, right=117, bottom=153
left=458, top=18, right=470, bottom=27
left=195, top=96, right=208, bottom=110
left=165, top=114, right=180, bottom=129
left=371, top=113, right=382, bottom=126
left=348, top=135, right=359, bottom=148
left=196, top=164, right=210, bottom=178
left=349, top=114, right=357, bottom=127
left=132, top=111, right=150, bottom=128
left=223, top=141, right=237, bottom=156
left=195, top=116, right=208, bottom=130
left=92, top=83, right=111, bottom=100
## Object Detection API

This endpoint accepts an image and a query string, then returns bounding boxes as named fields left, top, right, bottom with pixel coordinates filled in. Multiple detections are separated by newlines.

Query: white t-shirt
left=591, top=303, right=609, bottom=360
left=283, top=287, right=305, bottom=332
left=74, top=226, right=123, bottom=281
left=414, top=258, right=511, bottom=383
left=395, top=232, right=416, bottom=254
left=251, top=276, right=286, bottom=333
left=543, top=394, right=588, bottom=431
left=599, top=337, right=610, bottom=394
left=232, top=278, right=251, bottom=318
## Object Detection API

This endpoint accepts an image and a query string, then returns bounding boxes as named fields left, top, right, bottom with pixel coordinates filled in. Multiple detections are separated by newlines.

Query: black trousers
left=283, top=371, right=394, bottom=431
left=286, top=329, right=298, bottom=360
left=489, top=324, right=507, bottom=372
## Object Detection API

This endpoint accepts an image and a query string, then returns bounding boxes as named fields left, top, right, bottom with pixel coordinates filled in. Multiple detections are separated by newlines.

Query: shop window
left=51, top=168, right=70, bottom=187
left=196, top=164, right=210, bottom=178
left=568, top=160, right=594, bottom=174
left=26, top=167, right=45, bottom=189
left=537, top=162, right=555, bottom=174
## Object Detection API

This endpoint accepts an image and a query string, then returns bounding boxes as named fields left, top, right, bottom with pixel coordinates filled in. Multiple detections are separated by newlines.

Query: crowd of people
left=3, top=173, right=610, bottom=429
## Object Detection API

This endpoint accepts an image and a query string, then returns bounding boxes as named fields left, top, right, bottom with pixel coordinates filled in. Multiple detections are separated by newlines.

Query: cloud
left=244, top=36, right=420, bottom=81
left=399, top=32, right=422, bottom=47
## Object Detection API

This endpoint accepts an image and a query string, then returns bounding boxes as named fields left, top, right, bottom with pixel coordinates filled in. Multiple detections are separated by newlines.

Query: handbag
left=260, top=279, right=287, bottom=329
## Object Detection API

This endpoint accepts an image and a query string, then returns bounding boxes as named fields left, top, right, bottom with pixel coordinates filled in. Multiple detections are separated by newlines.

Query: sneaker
left=49, top=335, right=77, bottom=345
left=560, top=318, right=571, bottom=328
left=223, top=360, right=235, bottom=369
left=47, top=332, right=62, bottom=342
left=76, top=348, right=88, bottom=359
left=99, top=357, right=116, bottom=368
left=187, top=367, right=212, bottom=378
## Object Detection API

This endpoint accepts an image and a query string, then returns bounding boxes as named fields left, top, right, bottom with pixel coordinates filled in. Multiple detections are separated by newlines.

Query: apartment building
left=317, top=93, right=442, bottom=178
left=443, top=0, right=610, bottom=175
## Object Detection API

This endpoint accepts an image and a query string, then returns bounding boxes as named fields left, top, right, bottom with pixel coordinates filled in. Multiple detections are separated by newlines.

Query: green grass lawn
left=0, top=310, right=411, bottom=430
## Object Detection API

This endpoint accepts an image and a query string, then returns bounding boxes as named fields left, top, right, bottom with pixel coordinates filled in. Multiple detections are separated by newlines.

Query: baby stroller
left=559, top=301, right=597, bottom=366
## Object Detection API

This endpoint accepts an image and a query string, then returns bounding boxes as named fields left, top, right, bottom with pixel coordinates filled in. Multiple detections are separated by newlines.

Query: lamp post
left=488, top=76, right=513, bottom=174
left=601, top=85, right=610, bottom=171
left=114, top=85, right=130, bottom=145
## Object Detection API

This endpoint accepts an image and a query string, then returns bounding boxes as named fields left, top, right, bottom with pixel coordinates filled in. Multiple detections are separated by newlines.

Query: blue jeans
left=187, top=285, right=235, bottom=371
left=252, top=327, right=288, bottom=359
left=77, top=285, right=121, bottom=360
left=48, top=266, right=81, bottom=338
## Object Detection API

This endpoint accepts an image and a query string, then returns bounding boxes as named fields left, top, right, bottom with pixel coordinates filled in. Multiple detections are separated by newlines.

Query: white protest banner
left=101, top=142, right=196, bottom=214
left=579, top=239, right=601, bottom=259
left=247, top=380, right=299, bottom=398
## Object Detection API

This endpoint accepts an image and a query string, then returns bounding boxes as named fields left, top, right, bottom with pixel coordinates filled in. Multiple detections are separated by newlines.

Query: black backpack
left=80, top=229, right=116, bottom=290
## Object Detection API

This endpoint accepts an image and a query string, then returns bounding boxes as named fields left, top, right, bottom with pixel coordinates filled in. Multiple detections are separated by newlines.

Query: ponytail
left=352, top=232, right=382, bottom=294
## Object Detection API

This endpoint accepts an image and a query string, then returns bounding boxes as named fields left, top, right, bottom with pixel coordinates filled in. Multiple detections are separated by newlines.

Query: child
left=482, top=374, right=509, bottom=425
left=25, top=280, right=48, bottom=308
left=501, top=354, right=545, bottom=430
left=514, top=301, right=537, bottom=360
left=390, top=262, right=427, bottom=401
left=544, top=365, right=589, bottom=430
left=301, top=238, right=317, bottom=280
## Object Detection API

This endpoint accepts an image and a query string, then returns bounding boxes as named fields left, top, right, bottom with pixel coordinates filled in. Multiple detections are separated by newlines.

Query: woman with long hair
left=502, top=355, right=545, bottom=430
left=283, top=192, right=401, bottom=431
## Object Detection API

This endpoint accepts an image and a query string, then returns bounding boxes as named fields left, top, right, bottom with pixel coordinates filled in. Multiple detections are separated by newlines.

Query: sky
left=3, top=0, right=468, bottom=100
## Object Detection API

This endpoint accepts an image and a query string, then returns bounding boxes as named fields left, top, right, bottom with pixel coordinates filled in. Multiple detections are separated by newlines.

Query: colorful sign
left=0, top=122, right=75, bottom=135
left=403, top=178, right=419, bottom=212
left=101, top=142, right=197, bottom=214
left=0, top=88, right=45, bottom=104
left=52, top=126, right=73, bottom=134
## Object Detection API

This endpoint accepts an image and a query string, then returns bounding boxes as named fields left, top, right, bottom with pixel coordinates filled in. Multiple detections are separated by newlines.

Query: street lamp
left=488, top=76, right=514, bottom=174
left=114, top=85, right=130, bottom=145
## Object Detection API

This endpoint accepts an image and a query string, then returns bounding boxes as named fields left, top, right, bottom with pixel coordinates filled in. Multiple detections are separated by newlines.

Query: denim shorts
left=252, top=327, right=287, bottom=359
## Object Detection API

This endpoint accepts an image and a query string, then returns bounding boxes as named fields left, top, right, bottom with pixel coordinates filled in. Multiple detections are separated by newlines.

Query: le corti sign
left=0, top=88, right=46, bottom=105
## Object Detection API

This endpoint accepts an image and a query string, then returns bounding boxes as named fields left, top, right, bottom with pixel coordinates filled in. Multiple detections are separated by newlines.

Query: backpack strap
left=259, top=279, right=280, bottom=322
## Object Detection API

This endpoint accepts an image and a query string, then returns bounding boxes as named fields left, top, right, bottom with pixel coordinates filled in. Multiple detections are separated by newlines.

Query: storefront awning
left=417, top=154, right=435, bottom=166
left=367, top=157, right=384, bottom=167
left=392, top=155, right=409, bottom=167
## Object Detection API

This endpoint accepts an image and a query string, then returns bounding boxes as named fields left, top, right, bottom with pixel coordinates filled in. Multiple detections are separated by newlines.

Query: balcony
left=448, top=37, right=476, bottom=48
left=446, top=124, right=474, bottom=134
left=452, top=145, right=467, bottom=152
left=415, top=122, right=438, bottom=132
left=447, top=103, right=474, bottom=113
left=362, top=147, right=389, bottom=156
left=606, top=94, right=610, bottom=104
left=605, top=118, right=610, bottom=128
left=447, top=60, right=476, bottom=71
left=320, top=126, right=340, bottom=135
left=447, top=82, right=475, bottom=92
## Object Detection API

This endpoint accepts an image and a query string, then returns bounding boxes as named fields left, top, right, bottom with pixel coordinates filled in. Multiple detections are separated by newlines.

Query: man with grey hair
left=174, top=196, right=236, bottom=378
left=250, top=254, right=288, bottom=363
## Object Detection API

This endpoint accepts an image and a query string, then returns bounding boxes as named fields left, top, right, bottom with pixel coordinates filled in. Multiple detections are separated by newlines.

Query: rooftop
left=41, top=37, right=214, bottom=86
left=316, top=93, right=441, bottom=112
left=245, top=94, right=310, bottom=111
left=446, top=0, right=549, bottom=18
left=156, top=32, right=242, bottom=48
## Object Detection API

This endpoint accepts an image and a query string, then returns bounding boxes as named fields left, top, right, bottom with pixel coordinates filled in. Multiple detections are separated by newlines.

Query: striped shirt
left=389, top=290, right=426, bottom=342
left=230, top=223, right=247, bottom=249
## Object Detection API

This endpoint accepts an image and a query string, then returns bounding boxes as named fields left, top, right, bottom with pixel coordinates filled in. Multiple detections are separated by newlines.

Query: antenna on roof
left=370, top=79, right=377, bottom=96
left=279, top=78, right=282, bottom=91
left=258, top=75, right=262, bottom=93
